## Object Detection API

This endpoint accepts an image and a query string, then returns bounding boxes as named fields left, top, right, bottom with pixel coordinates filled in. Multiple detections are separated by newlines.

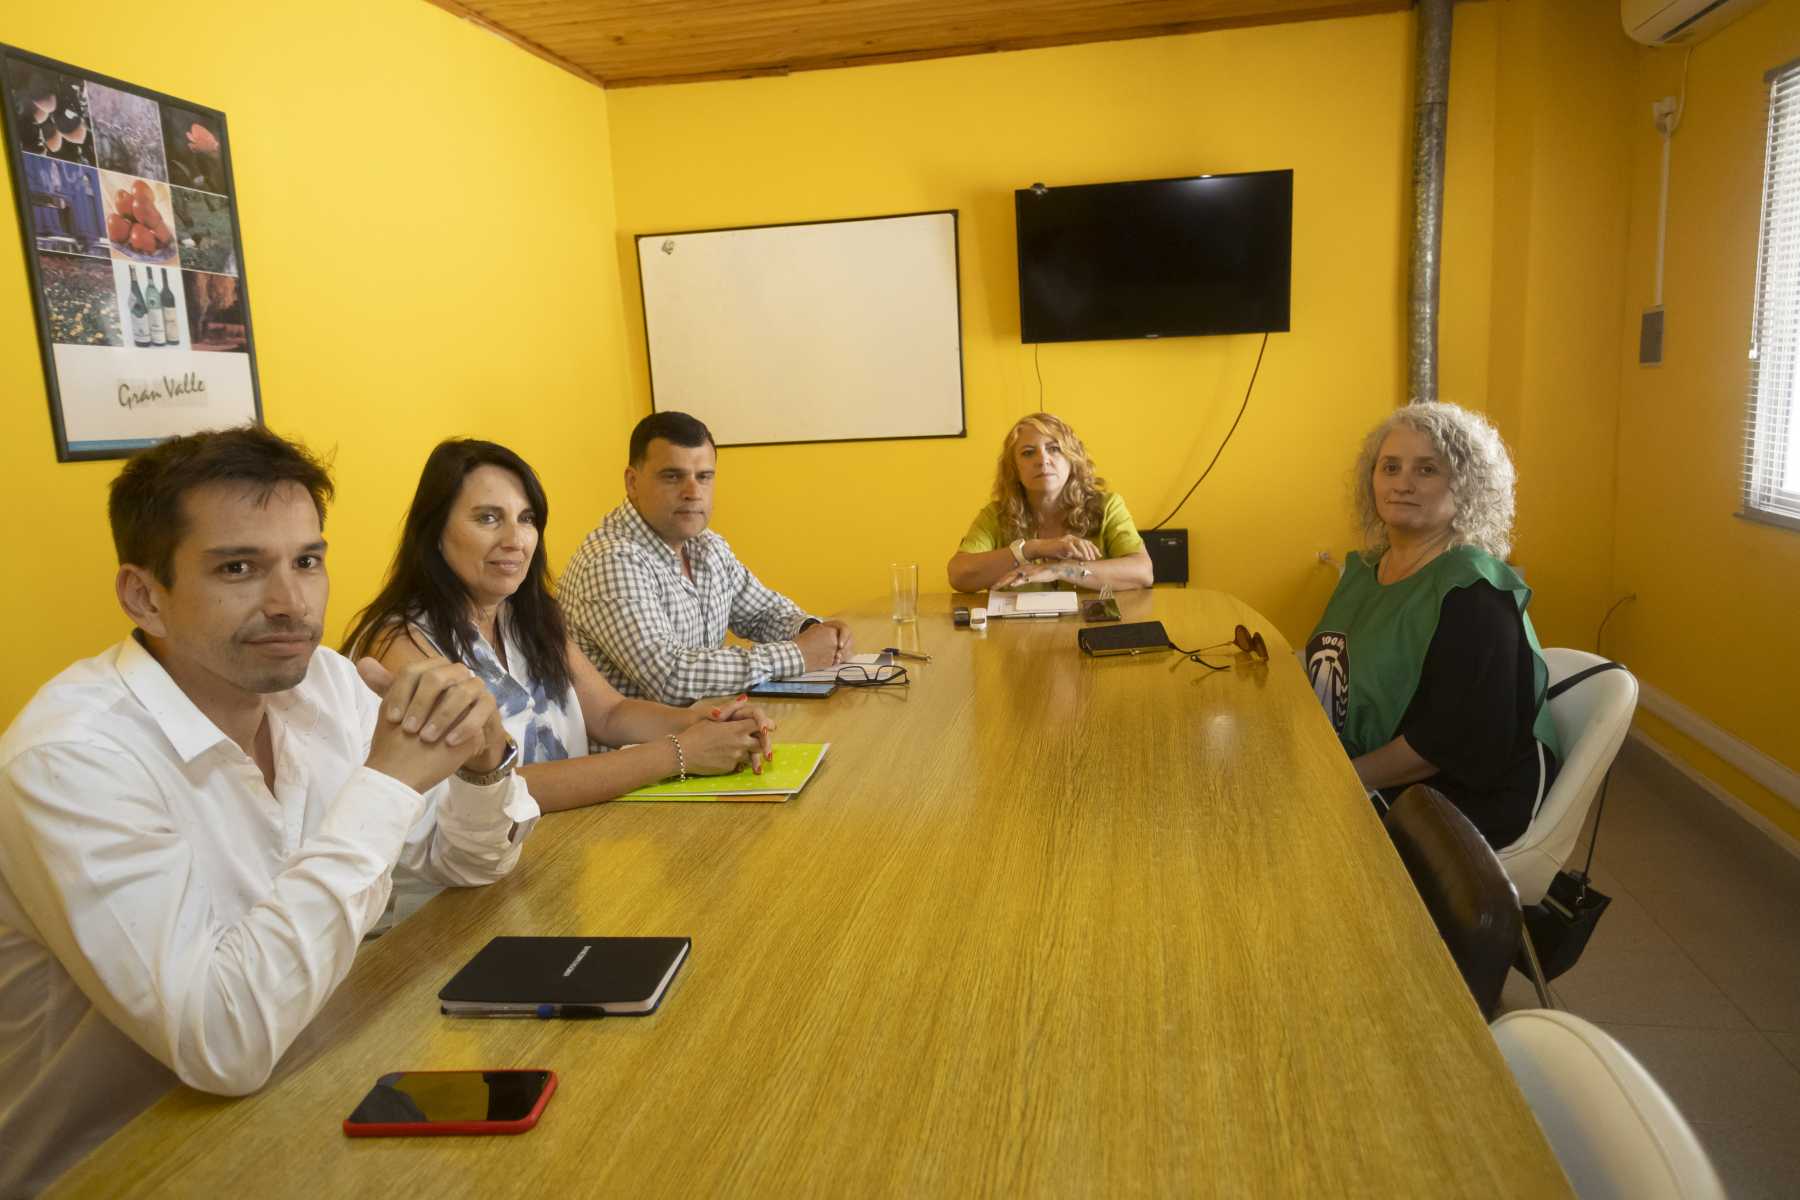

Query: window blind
left=1745, top=62, right=1800, bottom=529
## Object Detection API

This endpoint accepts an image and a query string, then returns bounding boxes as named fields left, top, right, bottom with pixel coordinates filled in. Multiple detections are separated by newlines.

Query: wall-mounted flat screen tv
left=1015, top=169, right=1292, bottom=343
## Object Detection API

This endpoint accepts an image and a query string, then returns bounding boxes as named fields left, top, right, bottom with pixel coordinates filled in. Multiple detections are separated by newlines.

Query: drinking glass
left=890, top=561, right=919, bottom=622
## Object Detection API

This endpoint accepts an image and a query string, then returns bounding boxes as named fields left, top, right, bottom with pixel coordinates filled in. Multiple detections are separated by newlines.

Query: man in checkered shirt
left=562, top=412, right=855, bottom=705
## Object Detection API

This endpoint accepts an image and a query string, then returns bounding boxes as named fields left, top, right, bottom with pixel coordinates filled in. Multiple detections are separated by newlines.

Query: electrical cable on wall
left=1147, top=332, right=1270, bottom=530
left=1595, top=593, right=1636, bottom=657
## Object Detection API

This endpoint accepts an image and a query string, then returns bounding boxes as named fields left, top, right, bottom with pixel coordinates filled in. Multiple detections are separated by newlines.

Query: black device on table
left=748, top=680, right=836, bottom=698
left=1077, top=620, right=1172, bottom=657
left=1082, top=596, right=1122, bottom=622
left=343, top=1069, right=556, bottom=1137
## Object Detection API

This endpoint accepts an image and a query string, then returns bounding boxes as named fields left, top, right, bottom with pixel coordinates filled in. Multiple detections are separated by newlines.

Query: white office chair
left=1491, top=1010, right=1725, bottom=1199
left=1499, top=649, right=1638, bottom=906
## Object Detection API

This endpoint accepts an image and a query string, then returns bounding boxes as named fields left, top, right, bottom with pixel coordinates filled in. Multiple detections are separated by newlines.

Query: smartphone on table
left=1082, top=596, right=1123, bottom=623
left=746, top=680, right=836, bottom=698
left=343, top=1069, right=556, bottom=1137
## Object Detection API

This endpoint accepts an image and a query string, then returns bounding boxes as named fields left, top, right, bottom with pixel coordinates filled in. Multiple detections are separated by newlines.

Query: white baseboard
left=1627, top=724, right=1800, bottom=866
left=1635, top=683, right=1800, bottom=810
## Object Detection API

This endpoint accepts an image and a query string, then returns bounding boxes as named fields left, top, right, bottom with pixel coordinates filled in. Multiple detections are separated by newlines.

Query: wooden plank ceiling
left=425, top=0, right=1408, bottom=88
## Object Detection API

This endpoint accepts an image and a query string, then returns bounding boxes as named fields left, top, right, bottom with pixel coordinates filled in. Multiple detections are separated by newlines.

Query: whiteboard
left=636, top=211, right=965, bottom=447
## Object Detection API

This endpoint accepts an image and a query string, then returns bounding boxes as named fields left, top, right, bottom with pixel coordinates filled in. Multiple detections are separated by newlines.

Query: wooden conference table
left=57, top=589, right=1570, bottom=1197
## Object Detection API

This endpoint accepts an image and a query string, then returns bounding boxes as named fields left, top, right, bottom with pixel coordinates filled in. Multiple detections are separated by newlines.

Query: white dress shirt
left=561, top=500, right=815, bottom=705
left=0, top=636, right=539, bottom=1197
left=384, top=613, right=586, bottom=926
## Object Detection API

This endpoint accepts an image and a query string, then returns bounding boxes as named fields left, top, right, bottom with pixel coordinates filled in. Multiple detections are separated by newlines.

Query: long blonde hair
left=992, top=413, right=1109, bottom=542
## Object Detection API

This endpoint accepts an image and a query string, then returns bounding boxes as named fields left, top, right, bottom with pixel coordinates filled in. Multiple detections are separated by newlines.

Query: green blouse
left=958, top=492, right=1146, bottom=559
left=1305, top=545, right=1560, bottom=760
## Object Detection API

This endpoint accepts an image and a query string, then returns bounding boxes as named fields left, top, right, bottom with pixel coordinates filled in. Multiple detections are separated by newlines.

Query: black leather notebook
left=438, top=936, right=690, bottom=1017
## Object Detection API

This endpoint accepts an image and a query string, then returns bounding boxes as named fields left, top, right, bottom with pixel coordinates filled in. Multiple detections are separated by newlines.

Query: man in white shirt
left=0, top=426, right=538, bottom=1196
left=561, top=411, right=854, bottom=705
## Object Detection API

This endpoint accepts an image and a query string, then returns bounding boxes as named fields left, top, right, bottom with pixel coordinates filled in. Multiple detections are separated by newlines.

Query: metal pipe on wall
left=1408, top=0, right=1454, bottom=406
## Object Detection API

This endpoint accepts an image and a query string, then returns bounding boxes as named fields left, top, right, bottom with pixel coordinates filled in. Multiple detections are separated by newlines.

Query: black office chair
left=1384, top=784, right=1549, bottom=1020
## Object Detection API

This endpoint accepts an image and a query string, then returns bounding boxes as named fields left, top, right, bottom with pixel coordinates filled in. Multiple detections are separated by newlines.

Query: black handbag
left=1517, top=660, right=1626, bottom=982
left=1525, top=868, right=1612, bottom=981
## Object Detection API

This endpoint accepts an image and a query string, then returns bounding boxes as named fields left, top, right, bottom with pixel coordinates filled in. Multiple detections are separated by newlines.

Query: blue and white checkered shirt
left=561, top=500, right=814, bottom=705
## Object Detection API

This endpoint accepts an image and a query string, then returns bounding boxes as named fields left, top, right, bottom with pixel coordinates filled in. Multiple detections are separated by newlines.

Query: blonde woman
left=947, top=413, right=1154, bottom=592
left=1305, top=401, right=1561, bottom=848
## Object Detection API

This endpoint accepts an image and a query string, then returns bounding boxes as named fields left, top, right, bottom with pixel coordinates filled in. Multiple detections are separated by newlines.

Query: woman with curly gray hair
left=1304, top=401, right=1561, bottom=847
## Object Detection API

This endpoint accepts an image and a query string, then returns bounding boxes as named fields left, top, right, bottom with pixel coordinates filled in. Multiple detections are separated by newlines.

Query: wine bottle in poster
left=128, top=267, right=150, bottom=348
left=146, top=278, right=165, bottom=345
left=160, top=269, right=181, bottom=344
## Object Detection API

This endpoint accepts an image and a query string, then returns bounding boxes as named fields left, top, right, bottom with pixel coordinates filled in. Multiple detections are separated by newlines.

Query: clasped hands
left=356, top=656, right=784, bottom=788
left=996, top=534, right=1102, bottom=590
left=795, top=618, right=857, bottom=671
left=685, top=694, right=777, bottom=775
left=358, top=656, right=509, bottom=793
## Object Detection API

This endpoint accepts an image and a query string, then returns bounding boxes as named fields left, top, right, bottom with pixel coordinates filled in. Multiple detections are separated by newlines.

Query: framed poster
left=2, top=45, right=261, bottom=462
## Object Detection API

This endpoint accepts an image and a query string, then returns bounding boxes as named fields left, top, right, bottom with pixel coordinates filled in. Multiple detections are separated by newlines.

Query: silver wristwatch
left=1009, top=537, right=1029, bottom=565
left=455, top=735, right=519, bottom=786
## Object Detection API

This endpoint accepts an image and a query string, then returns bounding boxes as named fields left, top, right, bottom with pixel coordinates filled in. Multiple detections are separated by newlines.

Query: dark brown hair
left=108, top=425, right=334, bottom=586
left=629, top=410, right=714, bottom=466
left=342, top=439, right=572, bottom=698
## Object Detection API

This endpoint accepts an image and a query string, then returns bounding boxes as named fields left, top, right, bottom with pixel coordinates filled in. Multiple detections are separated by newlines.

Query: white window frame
left=1745, top=59, right=1800, bottom=532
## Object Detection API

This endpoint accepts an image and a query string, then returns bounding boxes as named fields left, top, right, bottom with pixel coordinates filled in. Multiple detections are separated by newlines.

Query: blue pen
left=536, top=1003, right=608, bottom=1019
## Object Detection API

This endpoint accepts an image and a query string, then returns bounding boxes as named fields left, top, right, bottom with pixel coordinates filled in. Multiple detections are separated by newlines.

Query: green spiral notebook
left=615, top=742, right=830, bottom=802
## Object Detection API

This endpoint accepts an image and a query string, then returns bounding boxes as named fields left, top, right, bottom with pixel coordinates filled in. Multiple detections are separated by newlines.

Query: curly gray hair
left=1352, top=401, right=1517, bottom=559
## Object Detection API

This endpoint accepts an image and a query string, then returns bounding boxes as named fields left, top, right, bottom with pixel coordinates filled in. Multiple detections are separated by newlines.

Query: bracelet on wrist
left=666, top=733, right=687, bottom=782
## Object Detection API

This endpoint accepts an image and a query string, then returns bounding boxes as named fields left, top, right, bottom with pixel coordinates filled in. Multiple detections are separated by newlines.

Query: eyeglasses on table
left=836, top=664, right=909, bottom=687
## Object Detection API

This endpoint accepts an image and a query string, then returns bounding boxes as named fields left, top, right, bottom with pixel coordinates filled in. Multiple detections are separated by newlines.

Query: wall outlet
left=1651, top=96, right=1680, bottom=136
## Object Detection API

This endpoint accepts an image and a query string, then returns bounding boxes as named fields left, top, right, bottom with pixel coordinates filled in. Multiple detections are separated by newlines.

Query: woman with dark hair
left=344, top=439, right=773, bottom=816
left=946, top=412, right=1154, bottom=592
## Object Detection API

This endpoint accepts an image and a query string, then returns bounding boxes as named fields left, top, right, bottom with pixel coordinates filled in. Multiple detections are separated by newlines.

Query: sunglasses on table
left=1187, top=624, right=1270, bottom=671
left=1197, top=624, right=1269, bottom=659
left=836, top=664, right=910, bottom=688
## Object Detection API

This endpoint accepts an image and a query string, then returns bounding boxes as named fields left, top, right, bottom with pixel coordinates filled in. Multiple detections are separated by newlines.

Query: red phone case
left=342, top=1069, right=558, bottom=1137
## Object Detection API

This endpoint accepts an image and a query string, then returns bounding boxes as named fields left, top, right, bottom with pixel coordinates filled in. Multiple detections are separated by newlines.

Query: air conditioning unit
left=1623, top=0, right=1768, bottom=45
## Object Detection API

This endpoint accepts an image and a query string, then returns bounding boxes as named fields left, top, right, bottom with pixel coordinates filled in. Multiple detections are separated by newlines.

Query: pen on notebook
left=883, top=647, right=931, bottom=663
left=535, top=1003, right=608, bottom=1019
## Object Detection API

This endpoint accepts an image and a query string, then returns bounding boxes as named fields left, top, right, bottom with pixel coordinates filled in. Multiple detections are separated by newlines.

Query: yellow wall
left=0, top=0, right=632, bottom=722
left=1480, top=0, right=1636, bottom=654
left=1610, top=0, right=1800, bottom=840
left=607, top=10, right=1508, bottom=648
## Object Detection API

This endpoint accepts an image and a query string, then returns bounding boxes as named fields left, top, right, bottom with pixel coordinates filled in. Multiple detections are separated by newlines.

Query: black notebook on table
left=438, top=936, right=690, bottom=1017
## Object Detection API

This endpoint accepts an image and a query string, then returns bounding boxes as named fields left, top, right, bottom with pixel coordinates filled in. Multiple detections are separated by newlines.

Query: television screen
left=1015, top=170, right=1292, bottom=343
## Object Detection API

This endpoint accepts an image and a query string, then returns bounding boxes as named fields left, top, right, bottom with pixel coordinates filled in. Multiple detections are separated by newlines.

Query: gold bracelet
left=666, top=733, right=686, bottom=781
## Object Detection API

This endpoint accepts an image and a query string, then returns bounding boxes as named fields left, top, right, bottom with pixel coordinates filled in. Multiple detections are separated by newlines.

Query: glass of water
left=890, top=561, right=919, bottom=622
